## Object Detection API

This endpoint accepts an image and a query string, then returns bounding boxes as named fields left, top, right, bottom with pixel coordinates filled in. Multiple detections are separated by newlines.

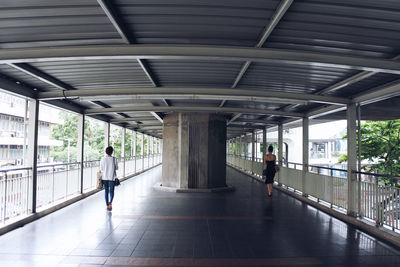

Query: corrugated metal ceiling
left=0, top=0, right=400, bottom=138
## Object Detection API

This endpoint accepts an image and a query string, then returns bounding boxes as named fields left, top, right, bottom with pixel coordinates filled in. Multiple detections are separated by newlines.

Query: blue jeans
left=102, top=180, right=115, bottom=206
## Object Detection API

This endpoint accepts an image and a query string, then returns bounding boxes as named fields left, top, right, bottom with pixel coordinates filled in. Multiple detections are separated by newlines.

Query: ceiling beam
left=150, top=111, right=164, bottom=123
left=110, top=116, right=156, bottom=122
left=3, top=45, right=400, bottom=75
left=85, top=106, right=303, bottom=118
left=94, top=1, right=165, bottom=105
left=353, top=79, right=400, bottom=105
left=97, top=0, right=133, bottom=43
left=38, top=87, right=350, bottom=105
left=234, top=119, right=279, bottom=125
left=306, top=105, right=347, bottom=119
left=221, top=0, right=293, bottom=107
left=227, top=113, right=242, bottom=125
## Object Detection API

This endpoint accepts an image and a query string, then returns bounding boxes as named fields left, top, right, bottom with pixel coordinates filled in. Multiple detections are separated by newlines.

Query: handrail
left=352, top=170, right=400, bottom=180
left=37, top=162, right=80, bottom=168
left=285, top=161, right=347, bottom=173
left=0, top=166, right=32, bottom=173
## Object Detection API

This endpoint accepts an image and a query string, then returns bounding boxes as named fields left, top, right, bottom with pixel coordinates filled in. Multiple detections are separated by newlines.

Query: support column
left=151, top=136, right=154, bottom=167
left=77, top=114, right=85, bottom=194
left=347, top=104, right=358, bottom=216
left=251, top=130, right=255, bottom=174
left=147, top=135, right=150, bottom=168
left=278, top=123, right=283, bottom=186
left=121, top=128, right=126, bottom=178
left=104, top=122, right=110, bottom=148
left=357, top=104, right=362, bottom=216
left=162, top=113, right=226, bottom=190
left=262, top=128, right=267, bottom=156
left=302, top=117, right=309, bottom=196
left=141, top=133, right=144, bottom=170
left=278, top=124, right=283, bottom=165
left=133, top=131, right=137, bottom=173
left=27, top=99, right=39, bottom=213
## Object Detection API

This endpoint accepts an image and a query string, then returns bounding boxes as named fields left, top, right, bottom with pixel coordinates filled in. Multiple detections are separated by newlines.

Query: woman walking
left=263, top=145, right=277, bottom=197
left=100, top=146, right=118, bottom=211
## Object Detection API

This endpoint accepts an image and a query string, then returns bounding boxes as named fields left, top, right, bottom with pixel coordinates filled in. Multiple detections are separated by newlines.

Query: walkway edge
left=227, top=165, right=400, bottom=250
left=0, top=164, right=161, bottom=236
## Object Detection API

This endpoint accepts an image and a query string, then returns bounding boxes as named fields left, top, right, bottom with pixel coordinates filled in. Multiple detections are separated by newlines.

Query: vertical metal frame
left=27, top=99, right=39, bottom=213
left=121, top=127, right=126, bottom=178
left=133, top=130, right=137, bottom=173
left=302, top=117, right=309, bottom=196
left=347, top=104, right=358, bottom=216
left=141, top=133, right=145, bottom=170
left=77, top=114, right=85, bottom=194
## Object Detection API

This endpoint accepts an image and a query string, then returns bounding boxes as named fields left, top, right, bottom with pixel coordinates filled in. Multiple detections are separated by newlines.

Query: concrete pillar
left=302, top=117, right=309, bottom=196
left=162, top=113, right=226, bottom=189
left=77, top=114, right=85, bottom=193
left=121, top=128, right=126, bottom=178
left=347, top=104, right=358, bottom=216
left=27, top=99, right=39, bottom=213
left=104, top=122, right=110, bottom=148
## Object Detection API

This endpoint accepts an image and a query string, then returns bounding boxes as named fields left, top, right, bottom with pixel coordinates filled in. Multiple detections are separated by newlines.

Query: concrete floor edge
left=0, top=163, right=162, bottom=236
left=227, top=164, right=400, bottom=250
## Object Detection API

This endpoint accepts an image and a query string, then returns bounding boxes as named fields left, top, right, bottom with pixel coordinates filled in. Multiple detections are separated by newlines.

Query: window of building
left=0, top=145, right=8, bottom=160
left=0, top=115, right=9, bottom=131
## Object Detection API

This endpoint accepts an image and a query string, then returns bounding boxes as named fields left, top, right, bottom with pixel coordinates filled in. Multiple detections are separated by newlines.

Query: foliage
left=50, top=113, right=154, bottom=162
left=338, top=120, right=400, bottom=185
left=50, top=113, right=105, bottom=162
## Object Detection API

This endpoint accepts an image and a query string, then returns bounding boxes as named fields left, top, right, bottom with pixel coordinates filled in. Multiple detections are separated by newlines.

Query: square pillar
left=302, top=117, right=309, bottom=196
left=278, top=123, right=283, bottom=185
left=262, top=128, right=267, bottom=156
left=347, top=104, right=358, bottom=216
left=132, top=131, right=137, bottom=173
left=104, top=122, right=110, bottom=148
left=77, top=114, right=85, bottom=193
left=141, top=133, right=144, bottom=170
left=27, top=99, right=39, bottom=213
left=251, top=130, right=255, bottom=174
left=121, top=128, right=126, bottom=178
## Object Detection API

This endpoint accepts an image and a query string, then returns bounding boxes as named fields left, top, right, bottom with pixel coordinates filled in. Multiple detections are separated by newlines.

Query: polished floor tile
left=0, top=166, right=399, bottom=266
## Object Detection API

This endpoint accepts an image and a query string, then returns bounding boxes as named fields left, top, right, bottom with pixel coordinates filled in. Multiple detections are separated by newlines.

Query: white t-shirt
left=100, top=156, right=118, bottom=181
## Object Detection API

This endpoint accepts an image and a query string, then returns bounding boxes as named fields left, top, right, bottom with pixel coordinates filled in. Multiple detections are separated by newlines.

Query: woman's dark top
left=264, top=160, right=276, bottom=184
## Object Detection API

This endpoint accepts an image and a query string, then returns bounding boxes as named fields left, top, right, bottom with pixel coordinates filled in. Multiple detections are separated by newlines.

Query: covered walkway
left=0, top=166, right=399, bottom=267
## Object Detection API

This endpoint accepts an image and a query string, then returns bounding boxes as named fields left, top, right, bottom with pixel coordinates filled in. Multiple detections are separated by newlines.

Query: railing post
left=375, top=177, right=380, bottom=226
left=141, top=133, right=145, bottom=171
left=3, top=173, right=7, bottom=223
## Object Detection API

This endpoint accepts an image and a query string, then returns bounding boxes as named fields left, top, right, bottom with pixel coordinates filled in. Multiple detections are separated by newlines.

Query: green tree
left=339, top=120, right=400, bottom=185
left=51, top=113, right=105, bottom=162
left=50, top=113, right=78, bottom=162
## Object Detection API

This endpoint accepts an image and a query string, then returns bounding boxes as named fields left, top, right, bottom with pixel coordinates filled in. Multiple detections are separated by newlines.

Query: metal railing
left=0, top=153, right=162, bottom=225
left=356, top=171, right=400, bottom=231
left=0, top=167, right=32, bottom=224
left=227, top=154, right=400, bottom=232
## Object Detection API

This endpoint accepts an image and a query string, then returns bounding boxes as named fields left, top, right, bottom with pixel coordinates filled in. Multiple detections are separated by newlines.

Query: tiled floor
left=0, top=166, right=399, bottom=266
